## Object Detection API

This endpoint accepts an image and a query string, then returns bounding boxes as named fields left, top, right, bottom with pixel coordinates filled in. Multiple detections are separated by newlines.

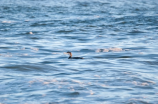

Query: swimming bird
left=67, top=52, right=83, bottom=59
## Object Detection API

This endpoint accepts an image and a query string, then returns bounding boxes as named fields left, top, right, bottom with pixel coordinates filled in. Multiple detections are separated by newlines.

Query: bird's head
left=67, top=51, right=72, bottom=57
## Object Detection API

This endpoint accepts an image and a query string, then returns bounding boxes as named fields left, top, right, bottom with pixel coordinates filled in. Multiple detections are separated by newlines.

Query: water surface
left=0, top=0, right=158, bottom=103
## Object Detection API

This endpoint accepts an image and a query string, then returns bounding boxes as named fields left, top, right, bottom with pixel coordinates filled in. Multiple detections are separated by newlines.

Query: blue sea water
left=0, top=0, right=158, bottom=103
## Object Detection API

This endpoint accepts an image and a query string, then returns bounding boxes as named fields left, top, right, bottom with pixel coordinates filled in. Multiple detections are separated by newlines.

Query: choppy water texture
left=0, top=0, right=158, bottom=103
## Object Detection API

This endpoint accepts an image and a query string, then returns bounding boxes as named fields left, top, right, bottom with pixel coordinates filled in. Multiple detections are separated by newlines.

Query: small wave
left=0, top=53, right=12, bottom=57
left=95, top=47, right=124, bottom=53
left=129, top=29, right=146, bottom=34
left=143, top=61, right=158, bottom=65
left=56, top=29, right=76, bottom=34
left=127, top=98, right=150, bottom=104
left=2, top=21, right=14, bottom=23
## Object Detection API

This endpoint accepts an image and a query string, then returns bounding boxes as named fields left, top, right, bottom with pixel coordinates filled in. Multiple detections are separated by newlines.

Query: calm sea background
left=0, top=0, right=158, bottom=103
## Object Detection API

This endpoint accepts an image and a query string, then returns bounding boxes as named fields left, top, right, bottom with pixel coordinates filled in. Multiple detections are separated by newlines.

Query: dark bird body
left=67, top=52, right=83, bottom=59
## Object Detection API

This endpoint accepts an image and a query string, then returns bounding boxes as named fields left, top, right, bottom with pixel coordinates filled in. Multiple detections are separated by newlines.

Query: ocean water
left=0, top=0, right=158, bottom=103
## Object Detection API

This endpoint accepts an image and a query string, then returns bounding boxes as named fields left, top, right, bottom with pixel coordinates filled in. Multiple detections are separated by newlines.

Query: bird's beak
left=64, top=52, right=68, bottom=54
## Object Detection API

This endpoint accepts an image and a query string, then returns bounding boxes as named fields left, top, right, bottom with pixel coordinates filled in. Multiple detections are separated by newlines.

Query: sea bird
left=66, top=52, right=83, bottom=59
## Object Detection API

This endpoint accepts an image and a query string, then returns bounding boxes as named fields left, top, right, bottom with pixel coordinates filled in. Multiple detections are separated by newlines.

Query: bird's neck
left=69, top=53, right=72, bottom=57
left=68, top=53, right=72, bottom=58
